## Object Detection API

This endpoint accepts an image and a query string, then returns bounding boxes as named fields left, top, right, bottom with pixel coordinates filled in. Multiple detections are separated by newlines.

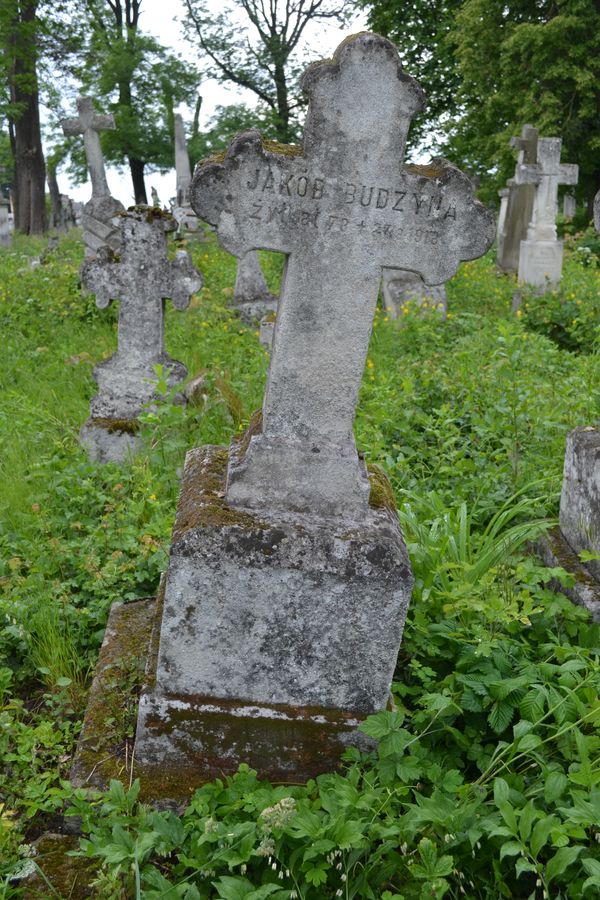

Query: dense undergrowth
left=0, top=225, right=599, bottom=898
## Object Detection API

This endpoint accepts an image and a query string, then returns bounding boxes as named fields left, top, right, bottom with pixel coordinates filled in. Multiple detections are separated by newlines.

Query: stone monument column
left=496, top=125, right=538, bottom=273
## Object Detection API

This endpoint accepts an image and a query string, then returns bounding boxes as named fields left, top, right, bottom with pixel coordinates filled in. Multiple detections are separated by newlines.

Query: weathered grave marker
left=537, top=184, right=600, bottom=621
left=128, top=33, right=495, bottom=791
left=496, top=186, right=509, bottom=247
left=496, top=125, right=538, bottom=273
left=79, top=208, right=202, bottom=462
left=62, top=97, right=124, bottom=256
left=515, top=137, right=578, bottom=288
left=381, top=269, right=447, bottom=319
left=232, top=249, right=278, bottom=321
left=563, top=194, right=576, bottom=220
left=0, top=197, right=11, bottom=246
left=172, top=114, right=199, bottom=234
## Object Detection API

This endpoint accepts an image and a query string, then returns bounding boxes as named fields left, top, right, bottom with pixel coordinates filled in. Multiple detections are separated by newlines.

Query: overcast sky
left=56, top=0, right=368, bottom=205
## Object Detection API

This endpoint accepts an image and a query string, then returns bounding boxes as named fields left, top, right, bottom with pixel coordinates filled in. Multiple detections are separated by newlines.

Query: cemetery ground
left=1, top=224, right=600, bottom=899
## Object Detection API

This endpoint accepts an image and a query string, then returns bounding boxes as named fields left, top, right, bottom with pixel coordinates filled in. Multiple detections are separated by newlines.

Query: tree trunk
left=9, top=0, right=47, bottom=235
left=129, top=156, right=147, bottom=204
left=273, top=60, right=292, bottom=143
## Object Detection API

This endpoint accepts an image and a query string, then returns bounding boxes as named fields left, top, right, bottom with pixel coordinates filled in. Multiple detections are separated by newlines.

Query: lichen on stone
left=90, top=416, right=140, bottom=434
left=367, top=463, right=397, bottom=512
left=171, top=445, right=268, bottom=540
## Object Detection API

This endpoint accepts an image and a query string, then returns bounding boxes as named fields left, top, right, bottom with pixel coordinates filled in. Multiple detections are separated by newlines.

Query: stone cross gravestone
left=79, top=208, right=202, bottom=462
left=556, top=184, right=600, bottom=602
left=132, top=33, right=495, bottom=789
left=496, top=125, right=538, bottom=273
left=0, top=197, right=11, bottom=246
left=381, top=269, right=447, bottom=319
left=62, top=97, right=124, bottom=256
left=232, top=250, right=278, bottom=321
left=563, top=194, right=576, bottom=220
left=172, top=114, right=199, bottom=234
left=515, top=137, right=578, bottom=288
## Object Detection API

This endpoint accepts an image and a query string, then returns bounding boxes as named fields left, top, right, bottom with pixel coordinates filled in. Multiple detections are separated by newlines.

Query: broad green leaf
left=494, top=778, right=510, bottom=805
left=488, top=699, right=514, bottom=734
left=544, top=772, right=567, bottom=804
left=530, top=816, right=558, bottom=858
left=545, top=845, right=583, bottom=884
left=518, top=801, right=539, bottom=843
left=499, top=841, right=522, bottom=859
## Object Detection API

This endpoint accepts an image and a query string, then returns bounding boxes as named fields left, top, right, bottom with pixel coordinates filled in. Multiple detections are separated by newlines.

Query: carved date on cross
left=192, top=33, right=495, bottom=519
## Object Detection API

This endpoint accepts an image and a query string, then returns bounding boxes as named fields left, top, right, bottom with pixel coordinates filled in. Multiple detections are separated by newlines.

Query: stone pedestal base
left=80, top=356, right=187, bottom=463
left=518, top=239, right=564, bottom=288
left=559, top=426, right=600, bottom=582
left=79, top=417, right=140, bottom=463
left=134, top=444, right=413, bottom=787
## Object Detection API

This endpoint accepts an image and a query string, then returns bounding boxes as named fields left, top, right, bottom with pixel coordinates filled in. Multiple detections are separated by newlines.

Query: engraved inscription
left=241, top=165, right=457, bottom=246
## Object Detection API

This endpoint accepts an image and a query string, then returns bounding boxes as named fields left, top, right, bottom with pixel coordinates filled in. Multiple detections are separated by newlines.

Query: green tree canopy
left=181, top=0, right=354, bottom=144
left=363, top=0, right=600, bottom=206
left=66, top=0, right=199, bottom=203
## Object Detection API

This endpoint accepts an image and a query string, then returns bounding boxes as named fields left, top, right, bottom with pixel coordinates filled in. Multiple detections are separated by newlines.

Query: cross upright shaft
left=192, top=34, right=495, bottom=521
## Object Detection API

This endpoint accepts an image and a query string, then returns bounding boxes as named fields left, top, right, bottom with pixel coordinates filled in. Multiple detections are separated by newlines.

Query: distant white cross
left=62, top=97, right=116, bottom=199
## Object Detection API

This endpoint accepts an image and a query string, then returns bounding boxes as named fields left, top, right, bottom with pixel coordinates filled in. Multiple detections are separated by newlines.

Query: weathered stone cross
left=192, top=33, right=495, bottom=519
left=62, top=97, right=115, bottom=199
left=515, top=137, right=578, bottom=242
left=510, top=124, right=539, bottom=168
left=80, top=208, right=203, bottom=418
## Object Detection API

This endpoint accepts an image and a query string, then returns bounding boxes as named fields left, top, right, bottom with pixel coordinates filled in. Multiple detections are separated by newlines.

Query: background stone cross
left=515, top=137, right=578, bottom=242
left=80, top=208, right=202, bottom=416
left=510, top=123, right=539, bottom=167
left=192, top=33, right=495, bottom=520
left=62, top=97, right=115, bottom=199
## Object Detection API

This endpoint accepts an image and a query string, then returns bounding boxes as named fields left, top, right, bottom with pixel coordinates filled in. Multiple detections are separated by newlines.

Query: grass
left=0, top=225, right=599, bottom=898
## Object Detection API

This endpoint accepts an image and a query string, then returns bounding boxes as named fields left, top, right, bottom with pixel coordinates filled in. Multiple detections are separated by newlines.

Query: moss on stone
left=406, top=161, right=447, bottom=179
left=22, top=834, right=97, bottom=899
left=90, top=416, right=140, bottom=434
left=171, top=444, right=268, bottom=540
left=262, top=311, right=277, bottom=323
left=367, top=463, right=397, bottom=512
left=235, top=408, right=263, bottom=459
left=70, top=599, right=155, bottom=792
left=261, top=139, right=303, bottom=158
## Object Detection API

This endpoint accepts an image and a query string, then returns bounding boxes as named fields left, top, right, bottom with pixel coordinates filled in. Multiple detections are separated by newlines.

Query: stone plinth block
left=134, top=444, right=413, bottom=783
left=559, top=426, right=600, bottom=582
left=518, top=238, right=563, bottom=288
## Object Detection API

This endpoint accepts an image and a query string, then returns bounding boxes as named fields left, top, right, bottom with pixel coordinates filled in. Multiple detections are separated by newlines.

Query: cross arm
left=80, top=247, right=125, bottom=309
left=61, top=117, right=83, bottom=137
left=559, top=164, right=578, bottom=186
left=514, top=164, right=541, bottom=185
left=91, top=114, right=116, bottom=133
